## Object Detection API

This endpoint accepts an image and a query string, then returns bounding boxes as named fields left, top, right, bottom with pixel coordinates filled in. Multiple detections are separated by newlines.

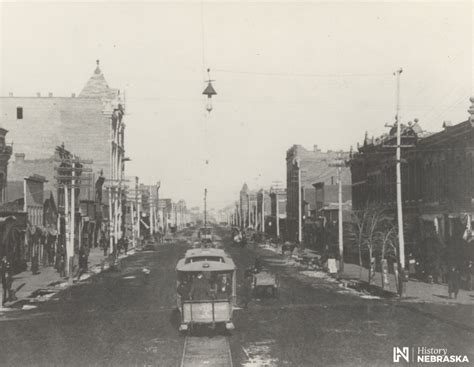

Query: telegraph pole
left=395, top=68, right=406, bottom=295
left=261, top=190, right=265, bottom=233
left=54, top=147, right=92, bottom=282
left=275, top=192, right=280, bottom=239
left=149, top=185, right=154, bottom=236
left=296, top=159, right=302, bottom=243
left=204, top=188, right=207, bottom=227
left=383, top=68, right=412, bottom=296
left=135, top=177, right=140, bottom=241
left=70, top=160, right=75, bottom=284
left=329, top=152, right=346, bottom=272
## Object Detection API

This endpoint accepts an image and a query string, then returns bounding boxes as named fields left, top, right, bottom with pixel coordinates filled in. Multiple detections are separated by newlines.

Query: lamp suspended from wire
left=202, top=68, right=217, bottom=113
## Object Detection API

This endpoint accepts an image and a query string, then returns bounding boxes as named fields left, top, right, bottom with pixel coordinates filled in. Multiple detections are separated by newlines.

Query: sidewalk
left=256, top=241, right=474, bottom=331
left=340, top=262, right=474, bottom=305
left=4, top=246, right=131, bottom=308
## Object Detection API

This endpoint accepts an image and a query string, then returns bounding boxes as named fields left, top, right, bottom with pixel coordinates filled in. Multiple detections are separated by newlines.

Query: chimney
left=8, top=92, right=13, bottom=97
left=313, top=145, right=321, bottom=153
left=48, top=92, right=53, bottom=97
left=36, top=92, right=41, bottom=97
left=71, top=93, right=76, bottom=98
left=15, top=153, right=25, bottom=163
left=442, top=121, right=452, bottom=129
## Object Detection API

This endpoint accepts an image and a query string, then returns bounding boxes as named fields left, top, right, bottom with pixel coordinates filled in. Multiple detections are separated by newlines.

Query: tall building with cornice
left=1, top=61, right=127, bottom=248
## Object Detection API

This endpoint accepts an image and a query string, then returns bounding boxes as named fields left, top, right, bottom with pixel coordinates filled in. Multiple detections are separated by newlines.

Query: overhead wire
left=213, top=69, right=390, bottom=78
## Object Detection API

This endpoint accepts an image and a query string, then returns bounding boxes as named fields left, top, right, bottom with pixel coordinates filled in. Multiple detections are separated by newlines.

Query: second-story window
left=17, top=107, right=23, bottom=119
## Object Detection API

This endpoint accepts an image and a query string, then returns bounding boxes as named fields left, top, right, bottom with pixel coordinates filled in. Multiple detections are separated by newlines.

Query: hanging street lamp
left=202, top=68, right=217, bottom=113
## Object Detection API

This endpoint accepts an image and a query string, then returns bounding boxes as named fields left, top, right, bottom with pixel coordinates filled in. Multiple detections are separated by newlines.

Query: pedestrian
left=76, top=247, right=88, bottom=281
left=101, top=232, right=108, bottom=257
left=123, top=237, right=129, bottom=255
left=241, top=271, right=253, bottom=308
left=468, top=261, right=474, bottom=291
left=57, top=247, right=66, bottom=278
left=447, top=266, right=461, bottom=299
left=1, top=256, right=10, bottom=304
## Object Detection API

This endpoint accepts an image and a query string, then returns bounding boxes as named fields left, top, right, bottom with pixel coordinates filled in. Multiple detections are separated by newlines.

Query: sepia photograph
left=0, top=0, right=473, bottom=366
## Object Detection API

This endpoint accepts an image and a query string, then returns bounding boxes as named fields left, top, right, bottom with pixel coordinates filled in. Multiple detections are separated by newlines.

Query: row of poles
left=223, top=68, right=408, bottom=295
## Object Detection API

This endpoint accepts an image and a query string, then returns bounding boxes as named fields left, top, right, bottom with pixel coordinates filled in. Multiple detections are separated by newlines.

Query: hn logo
left=393, top=347, right=410, bottom=363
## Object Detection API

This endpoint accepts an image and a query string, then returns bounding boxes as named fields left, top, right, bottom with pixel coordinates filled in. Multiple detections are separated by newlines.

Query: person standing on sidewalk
left=447, top=266, right=461, bottom=299
left=1, top=256, right=15, bottom=304
left=468, top=261, right=474, bottom=291
left=76, top=247, right=88, bottom=281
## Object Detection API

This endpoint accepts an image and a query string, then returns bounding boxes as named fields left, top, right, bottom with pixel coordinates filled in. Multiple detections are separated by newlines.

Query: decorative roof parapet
left=468, top=96, right=474, bottom=124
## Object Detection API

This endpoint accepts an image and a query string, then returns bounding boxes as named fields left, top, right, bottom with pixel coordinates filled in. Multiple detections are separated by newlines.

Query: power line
left=213, top=68, right=391, bottom=78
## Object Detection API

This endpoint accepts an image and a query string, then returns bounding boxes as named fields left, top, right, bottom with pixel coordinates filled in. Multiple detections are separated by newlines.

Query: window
left=16, top=107, right=23, bottom=119
left=185, top=256, right=224, bottom=264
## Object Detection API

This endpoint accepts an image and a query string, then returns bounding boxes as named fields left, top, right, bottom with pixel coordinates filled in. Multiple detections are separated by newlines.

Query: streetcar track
left=181, top=335, right=233, bottom=367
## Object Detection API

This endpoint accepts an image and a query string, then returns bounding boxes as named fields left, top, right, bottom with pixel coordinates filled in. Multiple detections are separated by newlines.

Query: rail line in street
left=180, top=335, right=233, bottom=367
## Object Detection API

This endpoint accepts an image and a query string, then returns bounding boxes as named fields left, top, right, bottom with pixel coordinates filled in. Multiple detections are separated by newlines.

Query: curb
left=3, top=248, right=142, bottom=310
left=255, top=241, right=474, bottom=332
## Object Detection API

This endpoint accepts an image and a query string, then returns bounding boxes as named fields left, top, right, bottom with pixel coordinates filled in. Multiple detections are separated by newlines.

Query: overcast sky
left=1, top=1, right=472, bottom=210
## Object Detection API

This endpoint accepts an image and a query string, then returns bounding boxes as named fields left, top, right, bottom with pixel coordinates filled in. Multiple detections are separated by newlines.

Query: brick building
left=1, top=60, right=126, bottom=252
left=350, top=97, right=474, bottom=272
left=286, top=145, right=351, bottom=242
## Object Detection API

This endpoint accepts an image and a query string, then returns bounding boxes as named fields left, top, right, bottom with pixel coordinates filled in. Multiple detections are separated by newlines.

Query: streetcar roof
left=185, top=248, right=227, bottom=258
left=176, top=248, right=235, bottom=272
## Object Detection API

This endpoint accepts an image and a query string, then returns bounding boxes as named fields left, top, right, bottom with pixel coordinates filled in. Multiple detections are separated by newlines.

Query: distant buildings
left=0, top=61, right=182, bottom=280
left=286, top=144, right=351, bottom=242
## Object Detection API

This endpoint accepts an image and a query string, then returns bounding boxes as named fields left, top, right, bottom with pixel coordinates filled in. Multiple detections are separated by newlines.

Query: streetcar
left=198, top=227, right=213, bottom=243
left=175, top=247, right=237, bottom=332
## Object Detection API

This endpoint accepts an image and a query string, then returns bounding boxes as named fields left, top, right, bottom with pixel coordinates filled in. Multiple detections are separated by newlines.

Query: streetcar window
left=185, top=256, right=224, bottom=264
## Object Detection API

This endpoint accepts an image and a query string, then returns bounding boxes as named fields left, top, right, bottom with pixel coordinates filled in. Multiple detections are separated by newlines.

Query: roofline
left=0, top=96, right=104, bottom=100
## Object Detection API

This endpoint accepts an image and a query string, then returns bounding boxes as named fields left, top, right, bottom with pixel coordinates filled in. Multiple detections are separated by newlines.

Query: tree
left=377, top=222, right=397, bottom=290
left=348, top=204, right=394, bottom=284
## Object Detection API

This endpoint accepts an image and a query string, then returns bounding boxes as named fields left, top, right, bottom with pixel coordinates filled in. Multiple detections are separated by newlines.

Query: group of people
left=232, top=227, right=247, bottom=246
left=178, top=272, right=232, bottom=301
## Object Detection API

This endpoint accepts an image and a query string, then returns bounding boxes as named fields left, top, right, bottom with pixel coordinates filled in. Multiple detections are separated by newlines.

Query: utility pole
left=156, top=182, right=161, bottom=232
left=70, top=160, right=75, bottom=284
left=296, top=159, right=302, bottom=243
left=64, top=180, right=70, bottom=276
left=204, top=188, right=207, bottom=227
left=254, top=202, right=257, bottom=230
left=130, top=196, right=136, bottom=248
left=135, top=177, right=140, bottom=241
left=382, top=68, right=413, bottom=296
left=54, top=147, right=92, bottom=281
left=395, top=68, right=406, bottom=296
left=149, top=185, right=154, bottom=236
left=261, top=190, right=265, bottom=233
left=329, top=152, right=346, bottom=272
left=275, top=191, right=280, bottom=239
